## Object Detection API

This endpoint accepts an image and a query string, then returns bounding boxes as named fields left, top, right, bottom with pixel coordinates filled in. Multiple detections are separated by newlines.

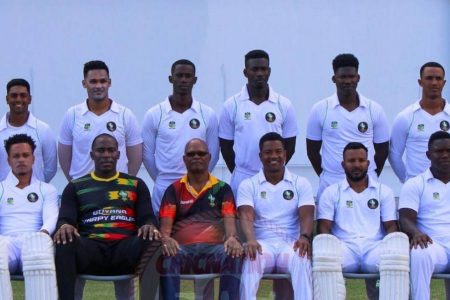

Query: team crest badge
left=244, top=112, right=251, bottom=120
left=119, top=190, right=128, bottom=201
left=367, top=198, right=378, bottom=209
left=417, top=124, right=425, bottom=132
left=208, top=194, right=216, bottom=207
left=283, top=190, right=294, bottom=200
left=440, top=120, right=450, bottom=132
left=189, top=118, right=200, bottom=129
left=106, top=121, right=116, bottom=132
left=358, top=122, right=368, bottom=133
left=265, top=112, right=276, bottom=123
left=346, top=200, right=353, bottom=208
left=260, top=191, right=267, bottom=199
left=27, top=192, right=39, bottom=203
left=84, top=123, right=91, bottom=131
left=7, top=197, right=13, bottom=205
left=168, top=121, right=176, bottom=129
left=331, top=121, right=338, bottom=129
left=433, top=192, right=440, bottom=200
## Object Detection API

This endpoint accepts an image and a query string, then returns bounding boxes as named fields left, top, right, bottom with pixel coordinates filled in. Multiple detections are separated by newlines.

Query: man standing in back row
left=142, top=59, right=219, bottom=214
left=306, top=53, right=390, bottom=199
left=390, top=62, right=447, bottom=182
left=219, top=49, right=298, bottom=195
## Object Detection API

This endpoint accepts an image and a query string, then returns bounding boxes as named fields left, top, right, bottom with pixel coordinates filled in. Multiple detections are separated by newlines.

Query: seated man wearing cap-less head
left=54, top=133, right=159, bottom=300
left=159, top=138, right=242, bottom=300
left=0, top=134, right=59, bottom=300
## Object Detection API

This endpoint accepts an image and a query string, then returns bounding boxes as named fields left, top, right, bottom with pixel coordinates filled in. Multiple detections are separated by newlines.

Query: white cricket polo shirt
left=0, top=172, right=59, bottom=236
left=0, top=112, right=57, bottom=182
left=142, top=98, right=219, bottom=182
left=317, top=177, right=396, bottom=243
left=236, top=168, right=315, bottom=241
left=219, top=85, right=298, bottom=175
left=389, top=101, right=450, bottom=182
left=399, top=169, right=450, bottom=245
left=59, top=100, right=142, bottom=179
left=306, top=93, right=389, bottom=176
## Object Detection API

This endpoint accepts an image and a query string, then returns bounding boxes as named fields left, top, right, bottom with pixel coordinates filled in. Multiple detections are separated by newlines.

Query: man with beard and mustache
left=313, top=142, right=409, bottom=300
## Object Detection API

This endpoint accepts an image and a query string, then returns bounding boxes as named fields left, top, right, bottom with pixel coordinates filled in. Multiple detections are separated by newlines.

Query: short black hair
left=4, top=134, right=36, bottom=155
left=245, top=49, right=270, bottom=67
left=91, top=133, right=118, bottom=150
left=420, top=62, right=445, bottom=77
left=343, top=142, right=368, bottom=157
left=83, top=60, right=110, bottom=78
left=332, top=53, right=359, bottom=73
left=7, top=78, right=30, bottom=94
left=259, top=132, right=285, bottom=151
left=171, top=59, right=196, bottom=74
left=428, top=131, right=450, bottom=149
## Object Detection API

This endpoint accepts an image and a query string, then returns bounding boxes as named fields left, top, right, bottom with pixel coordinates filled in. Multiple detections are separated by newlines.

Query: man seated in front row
left=314, top=142, right=409, bottom=300
left=0, top=134, right=59, bottom=299
left=159, top=138, right=243, bottom=300
left=238, top=132, right=315, bottom=300
left=399, top=131, right=450, bottom=300
left=54, top=133, right=160, bottom=300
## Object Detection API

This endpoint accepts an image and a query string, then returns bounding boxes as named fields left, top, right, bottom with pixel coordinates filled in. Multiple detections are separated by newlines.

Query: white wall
left=0, top=0, right=449, bottom=194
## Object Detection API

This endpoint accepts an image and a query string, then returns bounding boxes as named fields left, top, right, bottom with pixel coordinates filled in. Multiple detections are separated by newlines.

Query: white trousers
left=240, top=238, right=312, bottom=300
left=3, top=235, right=26, bottom=274
left=230, top=168, right=256, bottom=196
left=410, top=241, right=450, bottom=300
left=341, top=240, right=381, bottom=273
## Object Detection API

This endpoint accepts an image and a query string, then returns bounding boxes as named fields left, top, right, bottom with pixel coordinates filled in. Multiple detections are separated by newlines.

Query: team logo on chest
left=440, top=120, right=450, bottom=132
left=118, top=190, right=128, bottom=201
left=84, top=123, right=91, bottom=131
left=27, top=192, right=39, bottom=203
left=265, top=112, right=276, bottom=123
left=208, top=194, right=216, bottom=207
left=168, top=121, right=176, bottom=129
left=358, top=122, right=368, bottom=133
left=346, top=200, right=353, bottom=208
left=106, top=121, right=117, bottom=132
left=189, top=118, right=200, bottom=129
left=244, top=112, right=251, bottom=120
left=283, top=190, right=294, bottom=200
left=7, top=197, right=14, bottom=205
left=367, top=198, right=378, bottom=209
left=433, top=192, right=440, bottom=200
left=260, top=191, right=267, bottom=199
left=331, top=121, right=338, bottom=129
left=417, top=124, right=425, bottom=132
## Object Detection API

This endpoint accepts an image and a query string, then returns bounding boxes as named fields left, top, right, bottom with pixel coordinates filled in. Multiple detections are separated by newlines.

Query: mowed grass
left=11, top=278, right=445, bottom=299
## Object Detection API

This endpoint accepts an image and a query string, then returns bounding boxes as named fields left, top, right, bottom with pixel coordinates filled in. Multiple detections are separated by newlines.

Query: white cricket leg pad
left=0, top=236, right=13, bottom=300
left=22, top=232, right=57, bottom=300
left=312, top=234, right=345, bottom=300
left=379, top=232, right=410, bottom=300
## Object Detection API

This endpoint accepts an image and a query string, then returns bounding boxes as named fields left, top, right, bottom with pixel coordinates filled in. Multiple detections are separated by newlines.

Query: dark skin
left=307, top=66, right=389, bottom=177
left=160, top=139, right=243, bottom=258
left=418, top=66, right=446, bottom=115
left=6, top=85, right=31, bottom=127
left=168, top=64, right=197, bottom=113
left=400, top=138, right=450, bottom=249
left=318, top=148, right=398, bottom=234
left=54, top=135, right=160, bottom=244
left=240, top=140, right=314, bottom=259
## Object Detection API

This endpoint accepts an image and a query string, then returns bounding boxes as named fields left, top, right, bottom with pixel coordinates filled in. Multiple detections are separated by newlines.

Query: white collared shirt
left=59, top=100, right=142, bottom=179
left=306, top=93, right=389, bottom=176
left=219, top=85, right=298, bottom=175
left=0, top=171, right=59, bottom=235
left=142, top=97, right=219, bottom=182
left=0, top=112, right=57, bottom=182
left=389, top=100, right=450, bottom=182
left=399, top=169, right=450, bottom=245
left=237, top=168, right=314, bottom=241
left=317, top=177, right=396, bottom=244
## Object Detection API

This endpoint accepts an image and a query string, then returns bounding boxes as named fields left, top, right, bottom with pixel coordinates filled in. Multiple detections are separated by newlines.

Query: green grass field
left=11, top=278, right=445, bottom=299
